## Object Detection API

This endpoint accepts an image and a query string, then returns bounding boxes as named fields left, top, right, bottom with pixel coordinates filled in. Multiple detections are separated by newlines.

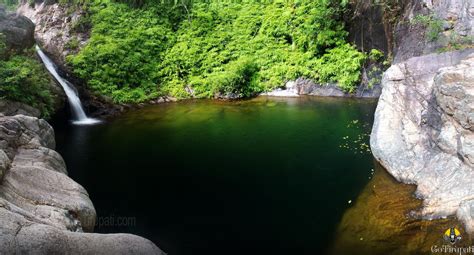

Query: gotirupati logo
left=443, top=227, right=462, bottom=244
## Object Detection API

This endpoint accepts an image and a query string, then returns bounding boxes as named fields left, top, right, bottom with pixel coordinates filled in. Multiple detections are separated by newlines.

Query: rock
left=17, top=0, right=89, bottom=69
left=0, top=7, right=35, bottom=52
left=370, top=49, right=474, bottom=233
left=393, top=0, right=474, bottom=63
left=13, top=224, right=162, bottom=254
left=435, top=57, right=474, bottom=131
left=0, top=114, right=165, bottom=254
left=347, top=0, right=474, bottom=62
left=0, top=7, right=66, bottom=116
left=345, top=0, right=400, bottom=54
left=0, top=85, right=65, bottom=120
left=214, top=92, right=242, bottom=100
left=0, top=150, right=9, bottom=181
left=0, top=100, right=41, bottom=118
left=262, top=78, right=382, bottom=98
left=261, top=80, right=299, bottom=97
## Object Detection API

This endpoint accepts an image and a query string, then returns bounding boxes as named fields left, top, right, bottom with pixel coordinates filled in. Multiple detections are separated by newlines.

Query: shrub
left=188, top=57, right=259, bottom=98
left=65, top=37, right=80, bottom=50
left=0, top=51, right=54, bottom=118
left=0, top=0, right=18, bottom=10
left=315, top=43, right=367, bottom=92
left=412, top=14, right=444, bottom=42
left=368, top=49, right=384, bottom=62
left=69, top=0, right=367, bottom=103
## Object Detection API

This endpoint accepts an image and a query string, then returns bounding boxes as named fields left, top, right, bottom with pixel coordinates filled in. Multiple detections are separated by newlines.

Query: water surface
left=53, top=96, right=377, bottom=255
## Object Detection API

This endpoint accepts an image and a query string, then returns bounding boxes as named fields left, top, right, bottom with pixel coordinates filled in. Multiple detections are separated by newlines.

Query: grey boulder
left=371, top=49, right=474, bottom=232
left=0, top=114, right=165, bottom=254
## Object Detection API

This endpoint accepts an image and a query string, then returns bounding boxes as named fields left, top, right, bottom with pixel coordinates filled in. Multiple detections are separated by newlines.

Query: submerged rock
left=0, top=112, right=165, bottom=254
left=370, top=49, right=474, bottom=233
left=331, top=164, right=473, bottom=254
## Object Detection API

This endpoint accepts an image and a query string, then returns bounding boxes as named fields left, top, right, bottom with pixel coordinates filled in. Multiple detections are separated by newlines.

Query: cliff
left=370, top=0, right=474, bottom=233
left=371, top=50, right=474, bottom=232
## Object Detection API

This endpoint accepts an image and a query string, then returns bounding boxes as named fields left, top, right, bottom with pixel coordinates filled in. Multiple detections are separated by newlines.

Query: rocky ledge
left=0, top=110, right=164, bottom=254
left=262, top=77, right=382, bottom=98
left=370, top=49, right=474, bottom=232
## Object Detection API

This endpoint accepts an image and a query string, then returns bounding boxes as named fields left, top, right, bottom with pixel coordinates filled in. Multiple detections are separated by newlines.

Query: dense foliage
left=0, top=48, right=54, bottom=118
left=68, top=0, right=367, bottom=103
left=0, top=0, right=18, bottom=10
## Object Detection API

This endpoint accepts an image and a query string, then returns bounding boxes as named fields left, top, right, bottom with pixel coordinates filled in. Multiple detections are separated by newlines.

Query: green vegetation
left=412, top=14, right=443, bottom=42
left=0, top=0, right=18, bottom=10
left=0, top=48, right=54, bottom=118
left=65, top=37, right=81, bottom=50
left=368, top=49, right=384, bottom=62
left=68, top=0, right=369, bottom=103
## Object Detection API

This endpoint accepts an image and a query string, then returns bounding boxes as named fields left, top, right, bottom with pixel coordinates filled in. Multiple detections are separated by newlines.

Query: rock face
left=393, top=0, right=474, bottom=63
left=348, top=0, right=474, bottom=62
left=0, top=6, right=35, bottom=52
left=0, top=100, right=41, bottom=118
left=370, top=49, right=474, bottom=232
left=17, top=0, right=89, bottom=68
left=0, top=111, right=164, bottom=254
left=346, top=0, right=411, bottom=56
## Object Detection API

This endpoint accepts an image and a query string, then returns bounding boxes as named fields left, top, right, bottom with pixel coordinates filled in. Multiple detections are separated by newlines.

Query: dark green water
left=53, top=96, right=377, bottom=255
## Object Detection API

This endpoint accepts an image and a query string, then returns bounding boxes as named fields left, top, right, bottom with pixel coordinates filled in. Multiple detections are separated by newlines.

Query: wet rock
left=371, top=49, right=474, bottom=233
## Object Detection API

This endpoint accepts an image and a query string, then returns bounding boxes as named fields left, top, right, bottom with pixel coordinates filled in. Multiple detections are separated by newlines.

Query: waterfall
left=35, top=45, right=100, bottom=125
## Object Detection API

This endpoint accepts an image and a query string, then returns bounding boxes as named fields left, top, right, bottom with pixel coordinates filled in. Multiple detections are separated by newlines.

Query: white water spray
left=35, top=45, right=100, bottom=125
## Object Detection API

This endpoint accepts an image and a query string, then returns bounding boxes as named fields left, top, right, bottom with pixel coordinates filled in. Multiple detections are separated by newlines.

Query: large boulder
left=0, top=6, right=35, bottom=52
left=0, top=113, right=165, bottom=254
left=370, top=49, right=474, bottom=232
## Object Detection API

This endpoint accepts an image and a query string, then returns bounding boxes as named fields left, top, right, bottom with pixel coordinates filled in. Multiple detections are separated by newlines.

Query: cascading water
left=35, top=45, right=100, bottom=125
